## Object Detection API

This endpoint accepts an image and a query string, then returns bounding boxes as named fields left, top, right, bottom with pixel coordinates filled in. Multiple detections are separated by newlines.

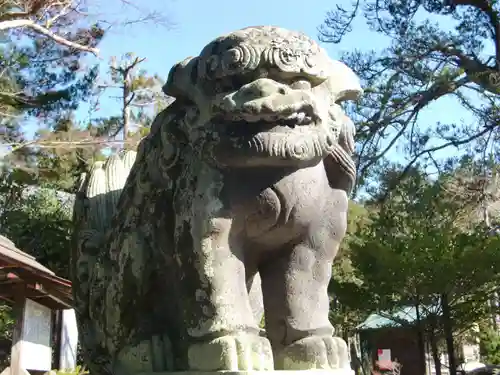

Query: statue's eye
left=213, top=78, right=234, bottom=94
left=290, top=80, right=312, bottom=90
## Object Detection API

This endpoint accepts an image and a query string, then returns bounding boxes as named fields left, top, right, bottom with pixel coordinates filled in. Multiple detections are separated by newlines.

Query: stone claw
left=188, top=333, right=273, bottom=371
left=275, top=335, right=351, bottom=370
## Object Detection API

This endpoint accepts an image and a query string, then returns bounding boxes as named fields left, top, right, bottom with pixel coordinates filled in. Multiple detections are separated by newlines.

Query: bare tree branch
left=0, top=19, right=98, bottom=54
left=0, top=0, right=100, bottom=54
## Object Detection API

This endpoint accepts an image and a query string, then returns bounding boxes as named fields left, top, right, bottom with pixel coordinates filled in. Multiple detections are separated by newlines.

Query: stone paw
left=188, top=333, right=274, bottom=371
left=275, top=335, right=351, bottom=370
left=114, top=335, right=174, bottom=372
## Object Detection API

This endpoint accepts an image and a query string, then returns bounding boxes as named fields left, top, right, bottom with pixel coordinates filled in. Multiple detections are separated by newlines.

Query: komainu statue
left=72, top=26, right=362, bottom=375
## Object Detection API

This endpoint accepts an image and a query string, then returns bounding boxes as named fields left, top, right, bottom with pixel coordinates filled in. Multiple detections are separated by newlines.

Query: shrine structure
left=0, top=235, right=78, bottom=375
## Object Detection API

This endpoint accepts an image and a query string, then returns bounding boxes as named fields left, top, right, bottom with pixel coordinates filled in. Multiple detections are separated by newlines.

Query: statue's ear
left=326, top=60, right=363, bottom=103
left=324, top=145, right=356, bottom=195
left=162, top=56, right=199, bottom=102
left=322, top=60, right=361, bottom=195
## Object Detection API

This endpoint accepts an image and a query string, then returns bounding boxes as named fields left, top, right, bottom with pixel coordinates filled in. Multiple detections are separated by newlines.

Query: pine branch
left=0, top=19, right=99, bottom=55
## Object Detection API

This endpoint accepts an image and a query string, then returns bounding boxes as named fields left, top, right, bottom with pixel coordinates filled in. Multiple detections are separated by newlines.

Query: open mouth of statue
left=221, top=103, right=319, bottom=137
left=277, top=111, right=314, bottom=127
left=211, top=95, right=338, bottom=167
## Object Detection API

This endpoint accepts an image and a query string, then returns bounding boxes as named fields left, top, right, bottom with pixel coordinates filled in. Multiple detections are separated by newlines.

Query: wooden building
left=355, top=306, right=480, bottom=375
left=0, top=235, right=77, bottom=375
left=356, top=307, right=425, bottom=375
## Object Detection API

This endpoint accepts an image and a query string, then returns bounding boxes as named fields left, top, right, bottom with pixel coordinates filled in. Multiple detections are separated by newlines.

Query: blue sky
left=70, top=0, right=476, bottom=165
left=92, top=0, right=385, bottom=79
left=76, top=0, right=389, bottom=122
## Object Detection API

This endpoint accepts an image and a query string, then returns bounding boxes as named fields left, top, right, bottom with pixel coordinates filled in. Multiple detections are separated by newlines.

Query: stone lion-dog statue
left=72, top=25, right=362, bottom=375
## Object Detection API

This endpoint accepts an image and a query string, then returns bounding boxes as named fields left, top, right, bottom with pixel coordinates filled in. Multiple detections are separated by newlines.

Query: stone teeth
left=296, top=112, right=305, bottom=123
left=284, top=111, right=311, bottom=125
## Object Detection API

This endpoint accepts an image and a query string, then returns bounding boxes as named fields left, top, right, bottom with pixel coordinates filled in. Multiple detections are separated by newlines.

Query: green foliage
left=0, top=178, right=73, bottom=278
left=479, top=326, right=500, bottom=365
left=0, top=175, right=73, bottom=363
left=0, top=304, right=13, bottom=367
left=260, top=314, right=265, bottom=329
left=53, top=365, right=89, bottom=375
left=329, top=202, right=372, bottom=335
left=0, top=304, right=14, bottom=334
left=332, top=167, right=500, bottom=340
left=0, top=3, right=103, bottom=119
left=34, top=116, right=107, bottom=192
left=0, top=1, right=104, bottom=175
left=319, top=0, right=499, bottom=196
left=95, top=52, right=173, bottom=150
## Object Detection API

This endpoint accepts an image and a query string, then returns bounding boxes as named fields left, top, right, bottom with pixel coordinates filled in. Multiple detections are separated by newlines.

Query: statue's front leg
left=260, top=228, right=350, bottom=371
left=183, top=216, right=273, bottom=371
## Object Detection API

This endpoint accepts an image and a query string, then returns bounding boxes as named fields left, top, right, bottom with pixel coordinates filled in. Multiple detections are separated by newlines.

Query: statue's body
left=72, top=26, right=362, bottom=375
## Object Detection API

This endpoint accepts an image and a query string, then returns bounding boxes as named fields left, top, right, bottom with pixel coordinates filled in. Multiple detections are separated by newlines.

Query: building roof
left=356, top=305, right=440, bottom=330
left=0, top=235, right=73, bottom=309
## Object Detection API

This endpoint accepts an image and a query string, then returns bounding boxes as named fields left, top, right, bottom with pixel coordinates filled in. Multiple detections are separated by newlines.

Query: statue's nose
left=234, top=78, right=290, bottom=101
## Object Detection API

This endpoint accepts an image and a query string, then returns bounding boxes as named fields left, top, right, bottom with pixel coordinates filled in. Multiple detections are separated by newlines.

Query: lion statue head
left=161, top=26, right=361, bottom=186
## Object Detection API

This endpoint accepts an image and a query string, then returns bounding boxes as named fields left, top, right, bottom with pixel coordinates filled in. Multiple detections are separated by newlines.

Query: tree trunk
left=441, top=293, right=457, bottom=375
left=122, top=83, right=130, bottom=143
left=429, top=315, right=442, bottom=375
left=490, top=291, right=498, bottom=330
left=415, top=298, right=427, bottom=375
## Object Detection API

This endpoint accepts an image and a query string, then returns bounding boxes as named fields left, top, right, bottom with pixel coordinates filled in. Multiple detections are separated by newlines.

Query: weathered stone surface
left=72, top=25, right=361, bottom=375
